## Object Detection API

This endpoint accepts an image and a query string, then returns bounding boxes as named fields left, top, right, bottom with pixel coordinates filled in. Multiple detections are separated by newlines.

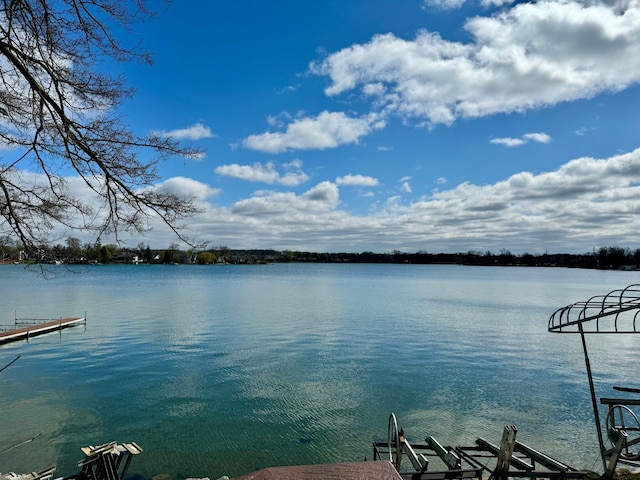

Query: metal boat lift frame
left=548, top=284, right=640, bottom=479
left=373, top=414, right=589, bottom=480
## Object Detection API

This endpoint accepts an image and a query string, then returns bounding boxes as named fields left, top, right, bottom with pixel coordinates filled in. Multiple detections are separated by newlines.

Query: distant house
left=112, top=253, right=140, bottom=264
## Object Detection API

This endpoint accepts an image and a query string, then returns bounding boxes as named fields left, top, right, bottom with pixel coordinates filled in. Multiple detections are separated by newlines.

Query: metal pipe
left=579, top=323, right=606, bottom=471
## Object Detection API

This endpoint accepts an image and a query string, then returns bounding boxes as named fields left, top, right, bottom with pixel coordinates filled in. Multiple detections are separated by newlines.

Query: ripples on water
left=0, top=264, right=637, bottom=478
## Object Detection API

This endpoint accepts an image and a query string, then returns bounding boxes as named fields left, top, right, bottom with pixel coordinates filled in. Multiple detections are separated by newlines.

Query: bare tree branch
left=0, top=0, right=202, bottom=256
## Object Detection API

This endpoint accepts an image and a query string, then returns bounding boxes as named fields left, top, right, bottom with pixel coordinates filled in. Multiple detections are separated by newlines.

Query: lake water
left=0, top=263, right=638, bottom=479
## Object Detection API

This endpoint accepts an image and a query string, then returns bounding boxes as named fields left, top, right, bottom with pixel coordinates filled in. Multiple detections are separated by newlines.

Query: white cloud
left=401, top=181, right=413, bottom=193
left=523, top=133, right=552, bottom=144
left=155, top=123, right=214, bottom=140
left=301, top=181, right=340, bottom=207
left=0, top=141, right=18, bottom=152
left=280, top=171, right=311, bottom=187
left=491, top=137, right=527, bottom=147
left=266, top=111, right=293, bottom=128
left=45, top=148, right=640, bottom=255
left=154, top=177, right=221, bottom=201
left=430, top=148, right=640, bottom=210
left=480, top=0, right=515, bottom=7
left=336, top=174, right=380, bottom=187
left=492, top=132, right=552, bottom=147
left=183, top=151, right=207, bottom=161
left=38, top=174, right=220, bottom=246
left=215, top=162, right=278, bottom=183
left=215, top=161, right=309, bottom=186
left=231, top=181, right=340, bottom=215
left=206, top=147, right=640, bottom=253
left=423, top=0, right=466, bottom=9
left=243, top=111, right=385, bottom=153
left=312, top=1, right=640, bottom=126
left=284, top=158, right=303, bottom=169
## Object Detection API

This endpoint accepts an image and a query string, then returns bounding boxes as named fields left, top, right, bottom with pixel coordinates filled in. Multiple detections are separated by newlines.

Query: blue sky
left=66, top=0, right=640, bottom=252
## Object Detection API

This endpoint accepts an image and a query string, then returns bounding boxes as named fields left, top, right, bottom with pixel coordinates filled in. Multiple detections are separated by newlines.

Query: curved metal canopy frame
left=548, top=284, right=640, bottom=477
left=548, top=284, right=640, bottom=333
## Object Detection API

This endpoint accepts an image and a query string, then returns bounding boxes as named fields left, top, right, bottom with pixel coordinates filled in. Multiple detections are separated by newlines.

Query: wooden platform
left=230, top=460, right=403, bottom=480
left=0, top=317, right=86, bottom=345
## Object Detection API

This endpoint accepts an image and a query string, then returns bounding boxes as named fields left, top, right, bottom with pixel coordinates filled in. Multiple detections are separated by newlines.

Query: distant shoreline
left=2, top=246, right=638, bottom=271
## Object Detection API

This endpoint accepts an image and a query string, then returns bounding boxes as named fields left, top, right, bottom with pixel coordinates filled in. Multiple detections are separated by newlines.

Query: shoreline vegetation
left=0, top=238, right=638, bottom=270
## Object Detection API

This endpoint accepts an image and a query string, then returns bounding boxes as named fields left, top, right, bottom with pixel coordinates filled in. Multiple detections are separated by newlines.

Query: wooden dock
left=231, top=461, right=403, bottom=480
left=0, top=317, right=86, bottom=345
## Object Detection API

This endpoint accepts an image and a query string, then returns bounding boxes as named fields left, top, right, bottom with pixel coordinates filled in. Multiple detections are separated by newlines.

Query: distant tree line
left=0, top=238, right=638, bottom=270
left=279, top=246, right=639, bottom=270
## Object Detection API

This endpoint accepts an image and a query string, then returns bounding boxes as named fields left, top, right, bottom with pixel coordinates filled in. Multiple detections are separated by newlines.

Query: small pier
left=0, top=316, right=86, bottom=345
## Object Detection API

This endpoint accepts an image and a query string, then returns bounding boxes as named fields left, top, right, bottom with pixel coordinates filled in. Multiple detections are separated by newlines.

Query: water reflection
left=0, top=264, right=635, bottom=478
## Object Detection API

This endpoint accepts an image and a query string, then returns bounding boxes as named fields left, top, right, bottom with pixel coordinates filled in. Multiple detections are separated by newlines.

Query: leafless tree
left=0, top=0, right=202, bottom=256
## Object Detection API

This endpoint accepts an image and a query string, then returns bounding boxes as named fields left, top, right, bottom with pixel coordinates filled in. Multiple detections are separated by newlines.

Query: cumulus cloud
left=482, top=0, right=514, bottom=6
left=302, top=181, right=340, bottom=205
left=243, top=111, right=385, bottom=153
left=60, top=148, right=640, bottom=255
left=232, top=181, right=339, bottom=215
left=208, top=147, right=640, bottom=253
left=155, top=123, right=214, bottom=140
left=215, top=161, right=310, bottom=186
left=492, top=132, right=552, bottom=147
left=336, top=174, right=380, bottom=186
left=491, top=137, right=527, bottom=147
left=284, top=158, right=303, bottom=169
left=311, top=1, right=640, bottom=126
left=279, top=172, right=311, bottom=187
left=153, top=177, right=221, bottom=201
left=428, top=149, right=640, bottom=218
left=523, top=133, right=552, bottom=144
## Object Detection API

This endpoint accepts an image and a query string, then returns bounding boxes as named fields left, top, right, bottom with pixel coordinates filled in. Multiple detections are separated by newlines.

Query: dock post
left=490, top=425, right=517, bottom=480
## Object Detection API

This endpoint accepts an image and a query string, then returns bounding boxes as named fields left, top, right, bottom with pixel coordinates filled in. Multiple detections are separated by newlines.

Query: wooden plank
left=230, top=460, right=404, bottom=480
left=491, top=426, right=518, bottom=480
